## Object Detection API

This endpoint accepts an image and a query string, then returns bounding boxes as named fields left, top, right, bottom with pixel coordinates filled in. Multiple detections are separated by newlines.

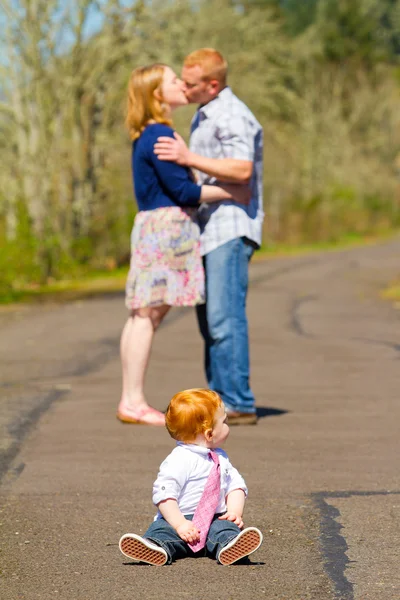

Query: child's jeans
left=144, top=514, right=241, bottom=564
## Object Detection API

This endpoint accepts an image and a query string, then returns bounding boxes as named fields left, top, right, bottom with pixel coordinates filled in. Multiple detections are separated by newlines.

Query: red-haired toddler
left=119, top=388, right=263, bottom=565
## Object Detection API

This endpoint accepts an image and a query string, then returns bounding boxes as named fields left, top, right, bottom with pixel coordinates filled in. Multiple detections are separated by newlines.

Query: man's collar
left=198, top=86, right=231, bottom=118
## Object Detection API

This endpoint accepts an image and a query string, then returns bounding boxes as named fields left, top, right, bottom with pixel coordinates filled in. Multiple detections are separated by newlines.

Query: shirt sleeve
left=147, top=125, right=201, bottom=206
left=217, top=114, right=256, bottom=162
left=219, top=451, right=248, bottom=498
left=152, top=450, right=188, bottom=506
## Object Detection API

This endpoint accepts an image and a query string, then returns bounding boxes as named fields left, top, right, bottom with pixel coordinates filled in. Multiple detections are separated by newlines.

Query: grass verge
left=381, top=283, right=400, bottom=303
left=0, top=267, right=128, bottom=307
left=1, top=231, right=399, bottom=307
left=256, top=231, right=397, bottom=260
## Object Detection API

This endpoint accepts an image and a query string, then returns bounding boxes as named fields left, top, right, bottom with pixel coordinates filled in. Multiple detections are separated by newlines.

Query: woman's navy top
left=132, top=123, right=201, bottom=211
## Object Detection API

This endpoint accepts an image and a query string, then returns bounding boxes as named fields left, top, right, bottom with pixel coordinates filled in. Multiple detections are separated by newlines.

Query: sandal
left=117, top=404, right=166, bottom=426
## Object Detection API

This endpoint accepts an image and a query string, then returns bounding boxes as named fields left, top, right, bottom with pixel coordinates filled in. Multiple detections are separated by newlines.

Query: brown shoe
left=226, top=411, right=257, bottom=425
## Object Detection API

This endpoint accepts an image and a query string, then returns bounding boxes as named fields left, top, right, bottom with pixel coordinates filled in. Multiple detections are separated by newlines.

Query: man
left=154, top=48, right=264, bottom=425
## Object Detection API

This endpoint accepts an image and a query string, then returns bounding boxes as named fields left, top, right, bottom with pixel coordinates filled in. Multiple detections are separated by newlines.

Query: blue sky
left=83, top=0, right=135, bottom=39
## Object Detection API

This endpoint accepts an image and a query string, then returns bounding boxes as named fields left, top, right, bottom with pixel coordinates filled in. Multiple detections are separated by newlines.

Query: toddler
left=119, top=388, right=263, bottom=565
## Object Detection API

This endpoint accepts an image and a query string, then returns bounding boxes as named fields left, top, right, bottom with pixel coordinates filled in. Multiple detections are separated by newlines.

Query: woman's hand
left=218, top=512, right=244, bottom=529
left=218, top=183, right=251, bottom=205
left=176, top=519, right=201, bottom=543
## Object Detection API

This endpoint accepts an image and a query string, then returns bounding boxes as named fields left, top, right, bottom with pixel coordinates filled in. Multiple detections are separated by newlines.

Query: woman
left=117, top=64, right=248, bottom=426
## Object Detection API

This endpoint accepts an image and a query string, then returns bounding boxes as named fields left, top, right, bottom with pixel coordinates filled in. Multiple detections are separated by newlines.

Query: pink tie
left=188, top=450, right=221, bottom=552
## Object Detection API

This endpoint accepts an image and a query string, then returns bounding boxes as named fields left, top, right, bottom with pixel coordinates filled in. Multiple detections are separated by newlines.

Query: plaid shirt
left=190, top=86, right=264, bottom=256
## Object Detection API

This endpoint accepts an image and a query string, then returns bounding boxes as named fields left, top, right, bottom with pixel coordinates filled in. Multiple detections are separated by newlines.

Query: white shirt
left=152, top=443, right=248, bottom=519
left=190, top=86, right=264, bottom=256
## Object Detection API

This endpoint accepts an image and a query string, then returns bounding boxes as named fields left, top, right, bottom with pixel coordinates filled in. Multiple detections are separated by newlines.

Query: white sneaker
left=119, top=533, right=168, bottom=566
left=217, top=527, right=263, bottom=565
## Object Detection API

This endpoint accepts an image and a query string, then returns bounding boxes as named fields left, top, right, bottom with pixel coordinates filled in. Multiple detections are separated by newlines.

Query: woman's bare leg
left=118, top=305, right=170, bottom=425
left=120, top=309, right=152, bottom=409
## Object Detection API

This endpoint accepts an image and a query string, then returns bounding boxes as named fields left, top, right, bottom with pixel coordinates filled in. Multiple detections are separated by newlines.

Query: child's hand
left=176, top=519, right=201, bottom=543
left=218, top=512, right=244, bottom=529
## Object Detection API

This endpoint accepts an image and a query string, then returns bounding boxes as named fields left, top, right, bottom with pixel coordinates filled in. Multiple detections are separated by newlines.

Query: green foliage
left=313, top=0, right=390, bottom=65
left=1, top=0, right=400, bottom=300
left=0, top=200, right=40, bottom=298
left=282, top=0, right=319, bottom=35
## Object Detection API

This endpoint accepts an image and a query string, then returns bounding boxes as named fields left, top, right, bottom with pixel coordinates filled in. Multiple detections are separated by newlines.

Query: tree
left=0, top=0, right=137, bottom=277
left=282, top=0, right=319, bottom=35
left=312, top=0, right=392, bottom=65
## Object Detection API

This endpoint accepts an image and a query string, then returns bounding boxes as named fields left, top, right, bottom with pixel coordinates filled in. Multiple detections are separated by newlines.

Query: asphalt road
left=0, top=238, right=399, bottom=600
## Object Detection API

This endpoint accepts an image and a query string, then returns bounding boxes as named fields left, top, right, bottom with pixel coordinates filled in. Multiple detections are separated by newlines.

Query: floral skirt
left=125, top=207, right=205, bottom=310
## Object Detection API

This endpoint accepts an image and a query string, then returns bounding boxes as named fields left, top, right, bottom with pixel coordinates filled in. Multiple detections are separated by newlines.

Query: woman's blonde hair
left=166, top=388, right=223, bottom=443
left=125, top=63, right=172, bottom=141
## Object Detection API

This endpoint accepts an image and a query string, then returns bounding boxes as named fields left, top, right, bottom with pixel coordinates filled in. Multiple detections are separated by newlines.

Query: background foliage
left=1, top=0, right=400, bottom=295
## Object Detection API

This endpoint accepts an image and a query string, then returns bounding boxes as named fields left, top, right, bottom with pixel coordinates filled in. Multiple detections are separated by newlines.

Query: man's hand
left=176, top=519, right=201, bottom=543
left=155, top=134, right=253, bottom=183
left=154, top=132, right=191, bottom=166
left=218, top=512, right=244, bottom=529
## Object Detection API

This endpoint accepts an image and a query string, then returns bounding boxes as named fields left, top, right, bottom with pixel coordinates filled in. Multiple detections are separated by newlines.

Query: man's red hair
left=183, top=48, right=228, bottom=86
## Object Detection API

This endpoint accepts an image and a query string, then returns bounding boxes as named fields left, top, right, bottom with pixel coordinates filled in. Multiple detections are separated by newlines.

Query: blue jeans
left=196, top=237, right=256, bottom=414
left=144, top=515, right=241, bottom=564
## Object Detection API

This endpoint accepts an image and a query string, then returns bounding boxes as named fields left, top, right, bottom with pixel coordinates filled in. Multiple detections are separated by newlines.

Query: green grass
left=256, top=231, right=397, bottom=259
left=1, top=230, right=399, bottom=306
left=381, top=283, right=400, bottom=302
left=0, top=267, right=128, bottom=306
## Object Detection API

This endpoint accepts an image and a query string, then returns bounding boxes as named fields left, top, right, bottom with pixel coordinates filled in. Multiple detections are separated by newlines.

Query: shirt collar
left=176, top=442, right=211, bottom=455
left=198, top=85, right=231, bottom=119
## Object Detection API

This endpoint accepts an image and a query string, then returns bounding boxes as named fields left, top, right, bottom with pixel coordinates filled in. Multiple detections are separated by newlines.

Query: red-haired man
left=155, top=49, right=264, bottom=425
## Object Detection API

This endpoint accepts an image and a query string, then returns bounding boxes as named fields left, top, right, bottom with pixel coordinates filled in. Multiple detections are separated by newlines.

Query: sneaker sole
left=219, top=529, right=262, bottom=565
left=119, top=536, right=167, bottom=566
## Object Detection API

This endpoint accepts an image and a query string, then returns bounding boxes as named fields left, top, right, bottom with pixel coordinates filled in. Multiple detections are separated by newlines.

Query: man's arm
left=154, top=132, right=253, bottom=184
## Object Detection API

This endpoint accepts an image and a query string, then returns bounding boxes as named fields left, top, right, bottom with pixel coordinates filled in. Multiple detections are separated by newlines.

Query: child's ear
left=204, top=428, right=213, bottom=442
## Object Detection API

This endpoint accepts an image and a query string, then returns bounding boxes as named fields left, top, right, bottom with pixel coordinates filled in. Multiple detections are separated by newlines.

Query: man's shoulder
left=218, top=88, right=261, bottom=128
